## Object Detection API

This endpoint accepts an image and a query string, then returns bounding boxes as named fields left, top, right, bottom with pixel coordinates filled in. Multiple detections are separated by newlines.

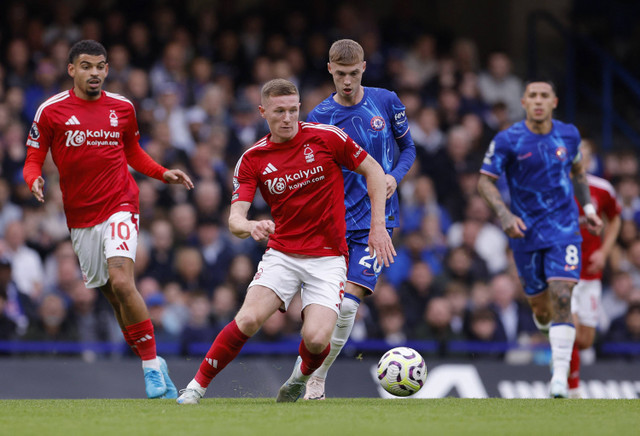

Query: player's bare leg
left=527, top=290, right=553, bottom=333
left=547, top=280, right=577, bottom=398
left=178, top=285, right=281, bottom=404
left=277, top=304, right=336, bottom=402
left=106, top=257, right=172, bottom=398
left=305, top=282, right=367, bottom=400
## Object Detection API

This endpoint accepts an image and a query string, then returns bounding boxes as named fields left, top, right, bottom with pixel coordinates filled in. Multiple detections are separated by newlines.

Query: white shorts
left=571, top=279, right=602, bottom=328
left=70, top=211, right=139, bottom=289
left=248, top=249, right=346, bottom=315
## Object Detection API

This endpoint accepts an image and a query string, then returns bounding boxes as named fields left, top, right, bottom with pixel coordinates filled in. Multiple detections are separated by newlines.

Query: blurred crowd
left=1, top=1, right=639, bottom=361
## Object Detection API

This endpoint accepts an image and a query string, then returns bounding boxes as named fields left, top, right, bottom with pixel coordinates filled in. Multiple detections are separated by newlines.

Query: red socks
left=299, top=340, right=330, bottom=376
left=195, top=320, right=250, bottom=388
left=568, top=343, right=581, bottom=390
left=125, top=319, right=157, bottom=361
left=121, top=329, right=141, bottom=357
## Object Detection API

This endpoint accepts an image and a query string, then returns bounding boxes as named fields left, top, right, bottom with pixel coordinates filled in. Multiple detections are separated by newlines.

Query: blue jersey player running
left=301, top=39, right=415, bottom=400
left=478, top=80, right=603, bottom=398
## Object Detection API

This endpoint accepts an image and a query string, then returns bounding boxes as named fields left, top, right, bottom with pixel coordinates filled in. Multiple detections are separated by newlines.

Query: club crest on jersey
left=29, top=122, right=40, bottom=140
left=370, top=116, right=385, bottom=131
left=555, top=146, right=568, bottom=161
left=232, top=177, right=240, bottom=192
left=303, top=145, right=315, bottom=163
left=109, top=110, right=118, bottom=127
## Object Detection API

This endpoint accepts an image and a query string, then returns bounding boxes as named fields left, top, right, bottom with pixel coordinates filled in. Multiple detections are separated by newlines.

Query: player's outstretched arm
left=229, top=201, right=275, bottom=241
left=355, top=155, right=396, bottom=267
left=571, top=160, right=603, bottom=235
left=162, top=169, right=194, bottom=190
left=477, top=173, right=527, bottom=238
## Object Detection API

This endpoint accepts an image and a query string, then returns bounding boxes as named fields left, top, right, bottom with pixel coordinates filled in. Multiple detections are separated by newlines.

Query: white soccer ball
left=376, top=347, right=427, bottom=397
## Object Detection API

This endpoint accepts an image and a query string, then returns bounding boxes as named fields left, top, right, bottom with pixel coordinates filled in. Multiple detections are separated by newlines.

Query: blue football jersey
left=480, top=120, right=583, bottom=252
left=307, top=87, right=415, bottom=230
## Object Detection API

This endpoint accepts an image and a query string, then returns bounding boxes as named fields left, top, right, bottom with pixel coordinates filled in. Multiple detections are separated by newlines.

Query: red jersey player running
left=176, top=78, right=395, bottom=404
left=23, top=40, right=194, bottom=399
left=568, top=139, right=621, bottom=398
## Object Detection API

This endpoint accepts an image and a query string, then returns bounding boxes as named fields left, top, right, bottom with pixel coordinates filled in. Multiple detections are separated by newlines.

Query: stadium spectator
left=24, top=293, right=77, bottom=343
left=477, top=52, right=524, bottom=123
left=0, top=288, right=18, bottom=342
left=0, top=179, right=22, bottom=238
left=487, top=273, right=538, bottom=343
left=0, top=255, right=34, bottom=337
left=414, top=297, right=463, bottom=356
left=2, top=220, right=44, bottom=301
left=179, top=291, right=218, bottom=355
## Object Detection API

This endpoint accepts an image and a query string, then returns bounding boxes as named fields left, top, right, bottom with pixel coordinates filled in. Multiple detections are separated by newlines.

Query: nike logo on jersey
left=65, top=115, right=80, bottom=125
left=517, top=152, right=532, bottom=160
left=262, top=163, right=278, bottom=175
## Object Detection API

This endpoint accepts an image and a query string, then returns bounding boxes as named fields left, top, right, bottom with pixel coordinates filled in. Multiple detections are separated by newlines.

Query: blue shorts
left=346, top=228, right=393, bottom=294
left=512, top=242, right=582, bottom=296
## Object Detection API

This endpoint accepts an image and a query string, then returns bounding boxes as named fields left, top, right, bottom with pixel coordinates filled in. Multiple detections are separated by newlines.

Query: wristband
left=583, top=203, right=596, bottom=216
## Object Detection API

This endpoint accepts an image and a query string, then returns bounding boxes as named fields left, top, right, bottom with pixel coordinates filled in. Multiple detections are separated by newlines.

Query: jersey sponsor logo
left=64, top=129, right=121, bottom=147
left=303, top=145, right=315, bottom=163
left=393, top=110, right=407, bottom=127
left=262, top=163, right=278, bottom=175
left=109, top=110, right=118, bottom=127
left=264, top=165, right=325, bottom=195
left=65, top=130, right=86, bottom=147
left=265, top=177, right=287, bottom=195
left=29, top=122, right=41, bottom=139
left=555, top=146, right=568, bottom=161
left=64, top=115, right=80, bottom=125
left=370, top=116, right=385, bottom=131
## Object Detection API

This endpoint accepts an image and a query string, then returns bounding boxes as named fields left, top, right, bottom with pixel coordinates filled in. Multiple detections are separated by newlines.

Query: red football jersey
left=25, top=89, right=143, bottom=228
left=233, top=121, right=368, bottom=257
left=575, top=174, right=622, bottom=280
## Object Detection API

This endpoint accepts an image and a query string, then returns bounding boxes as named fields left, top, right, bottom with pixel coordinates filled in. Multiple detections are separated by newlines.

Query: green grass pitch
left=1, top=398, right=638, bottom=436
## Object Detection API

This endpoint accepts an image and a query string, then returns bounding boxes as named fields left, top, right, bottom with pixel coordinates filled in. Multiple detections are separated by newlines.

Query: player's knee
left=302, top=336, right=329, bottom=354
left=109, top=276, right=136, bottom=298
left=234, top=312, right=262, bottom=337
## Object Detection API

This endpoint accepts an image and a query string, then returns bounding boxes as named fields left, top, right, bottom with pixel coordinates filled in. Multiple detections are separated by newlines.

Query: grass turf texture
left=1, top=398, right=638, bottom=436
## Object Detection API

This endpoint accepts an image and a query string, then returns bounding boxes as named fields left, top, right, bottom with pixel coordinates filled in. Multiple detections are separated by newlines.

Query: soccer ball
left=376, top=347, right=427, bottom=397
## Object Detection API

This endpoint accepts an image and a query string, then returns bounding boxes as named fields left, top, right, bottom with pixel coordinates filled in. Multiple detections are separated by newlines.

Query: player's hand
left=500, top=212, right=527, bottom=238
left=368, top=225, right=396, bottom=268
left=31, top=176, right=45, bottom=203
left=163, top=169, right=194, bottom=190
left=251, top=220, right=275, bottom=242
left=384, top=174, right=397, bottom=200
left=585, top=212, right=603, bottom=236
left=586, top=249, right=606, bottom=275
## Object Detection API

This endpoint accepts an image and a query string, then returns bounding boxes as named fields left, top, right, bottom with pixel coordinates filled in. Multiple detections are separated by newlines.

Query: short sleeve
left=387, top=91, right=410, bottom=139
left=232, top=154, right=258, bottom=203
left=322, top=127, right=368, bottom=171
left=480, top=132, right=510, bottom=178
